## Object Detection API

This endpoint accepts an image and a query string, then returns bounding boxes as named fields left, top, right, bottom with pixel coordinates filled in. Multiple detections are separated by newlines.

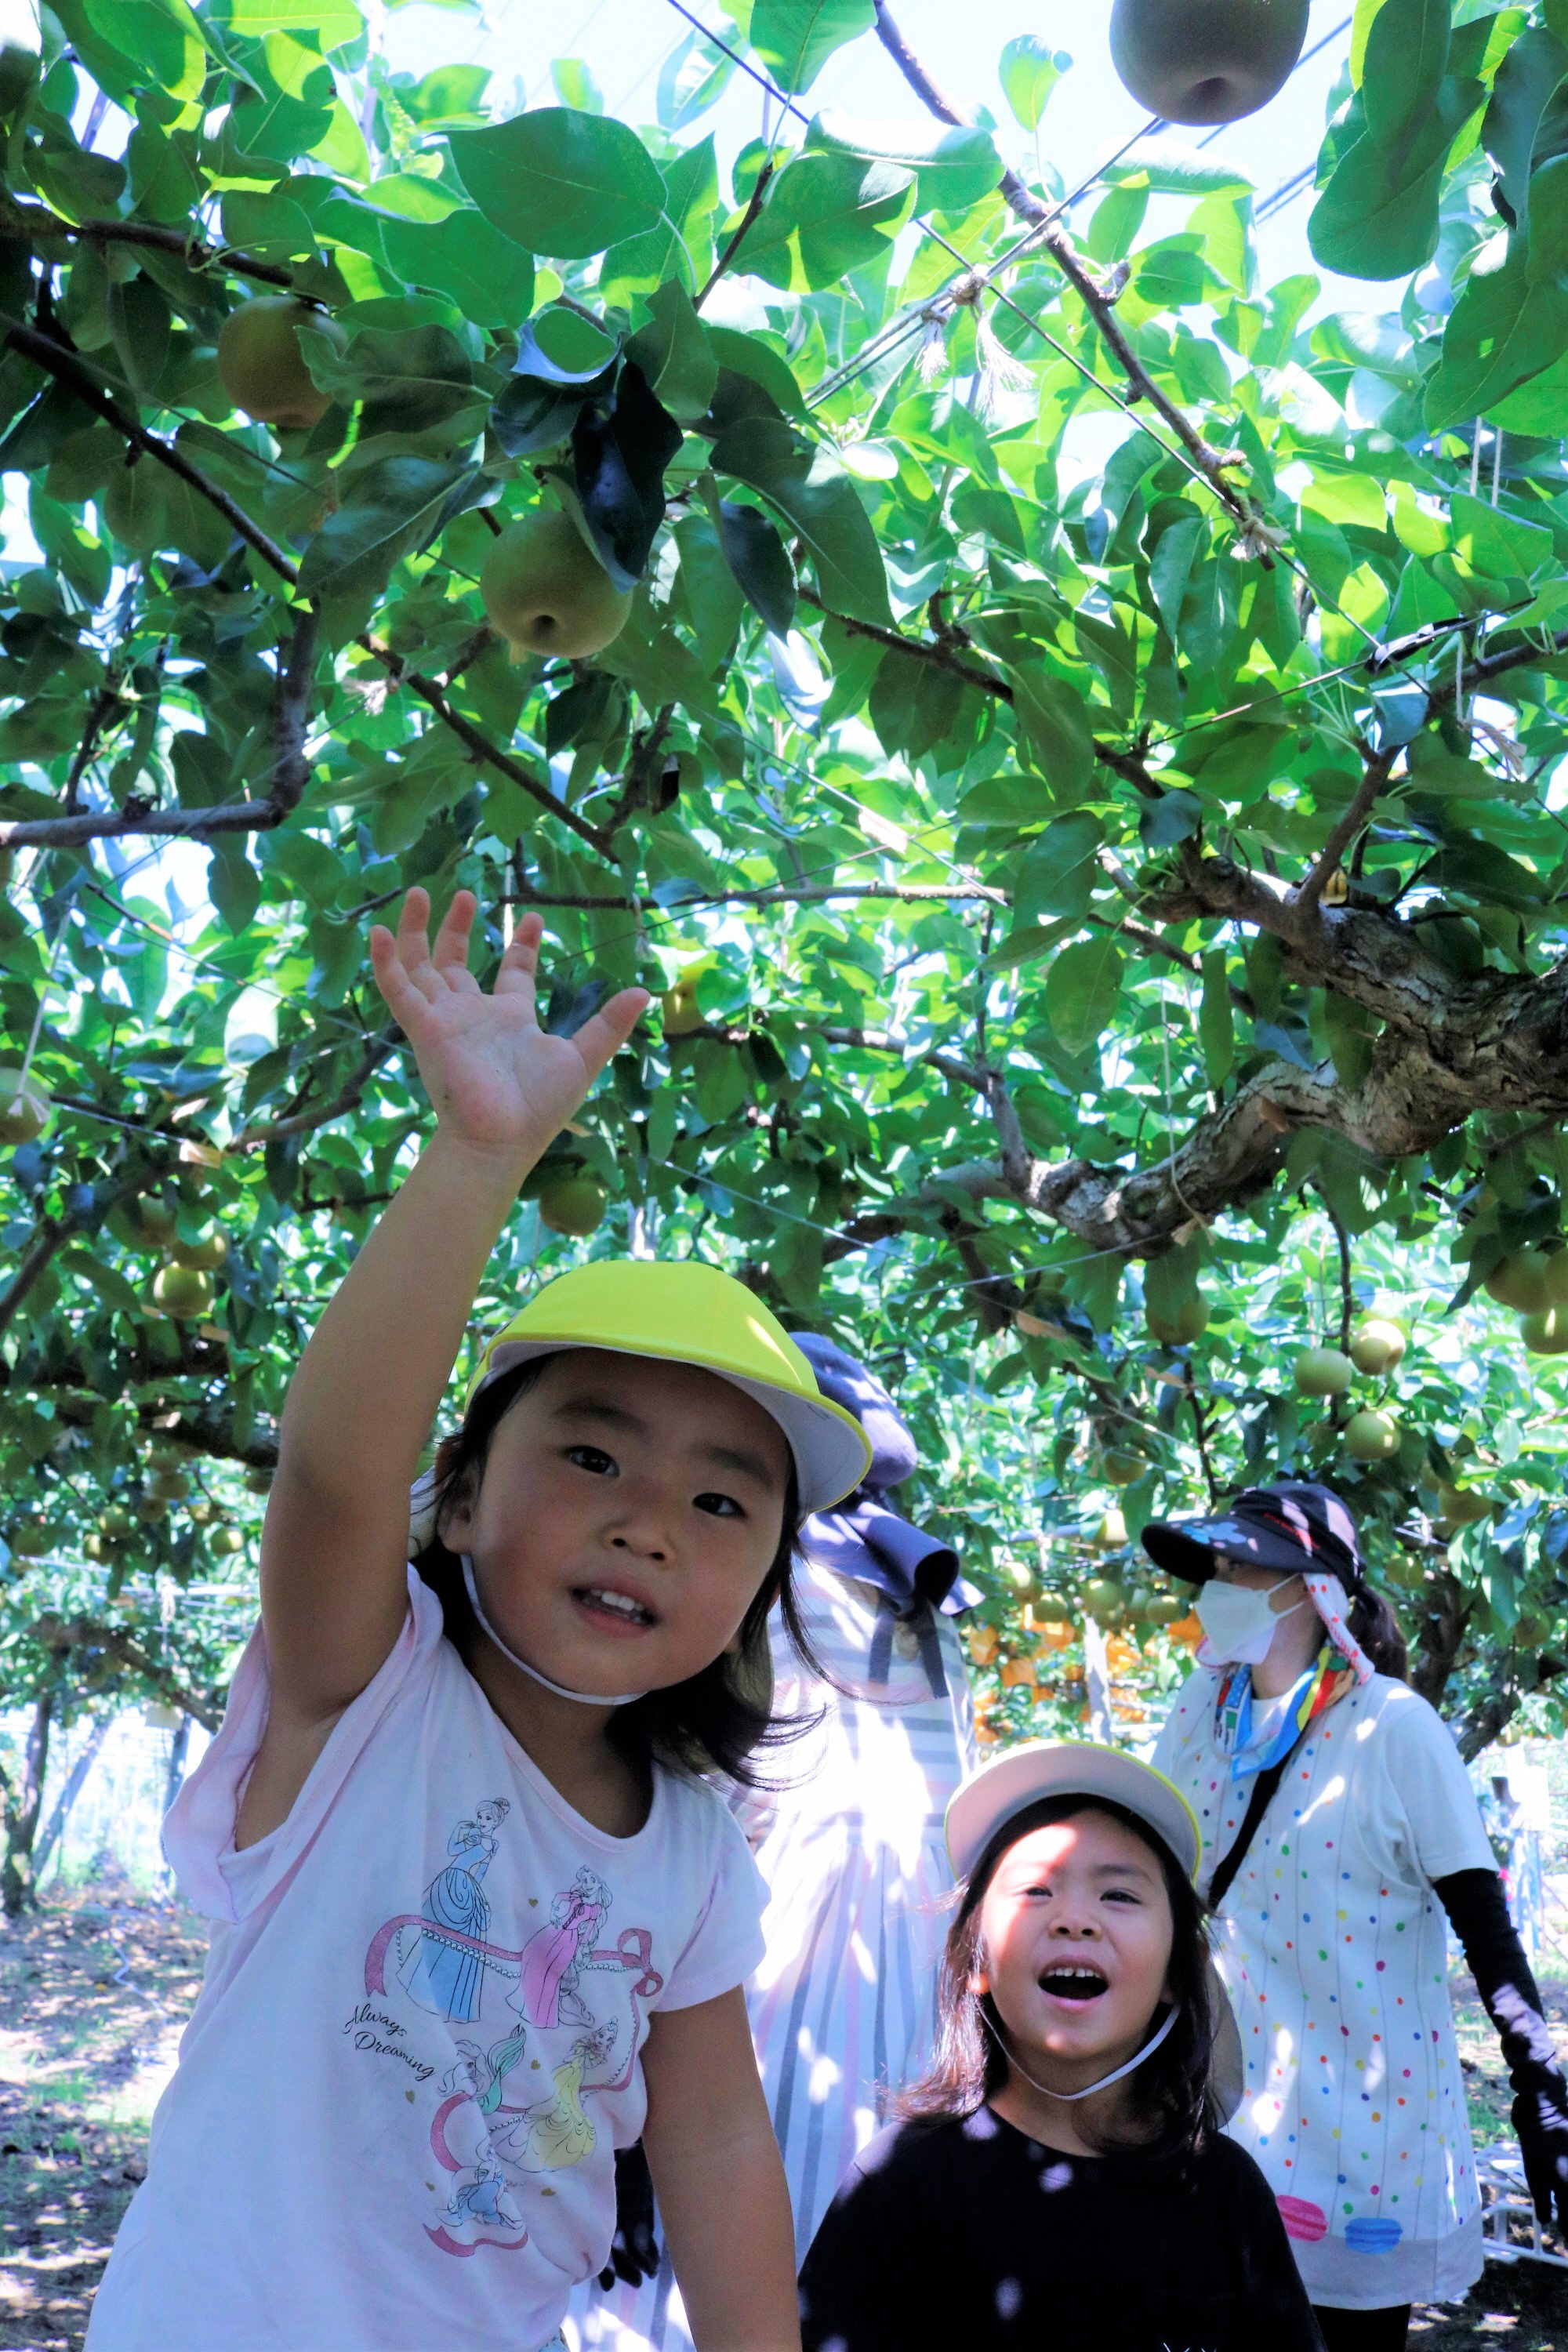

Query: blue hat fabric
left=792, top=1334, right=972, bottom=1616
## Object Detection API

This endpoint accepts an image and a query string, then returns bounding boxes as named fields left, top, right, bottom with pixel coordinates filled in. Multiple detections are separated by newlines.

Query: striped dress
left=566, top=1549, right=976, bottom=2350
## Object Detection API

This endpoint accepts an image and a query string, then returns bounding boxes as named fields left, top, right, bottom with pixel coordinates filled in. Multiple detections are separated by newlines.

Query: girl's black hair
left=1347, top=1583, right=1408, bottom=1681
left=412, top=1357, right=818, bottom=1788
left=900, top=1792, right=1220, bottom=2161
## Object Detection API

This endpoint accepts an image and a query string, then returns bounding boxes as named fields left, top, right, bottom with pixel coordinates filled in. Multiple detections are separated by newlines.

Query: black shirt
left=798, top=2106, right=1325, bottom=2352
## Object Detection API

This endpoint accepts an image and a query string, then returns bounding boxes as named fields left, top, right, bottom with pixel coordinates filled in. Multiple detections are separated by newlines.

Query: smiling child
left=797, top=1741, right=1324, bottom=2352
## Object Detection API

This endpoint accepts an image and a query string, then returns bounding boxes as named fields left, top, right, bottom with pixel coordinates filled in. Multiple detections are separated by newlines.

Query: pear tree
left=0, top=0, right=1566, bottom=1846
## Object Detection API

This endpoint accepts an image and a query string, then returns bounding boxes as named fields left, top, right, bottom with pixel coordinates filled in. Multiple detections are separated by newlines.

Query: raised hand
left=370, top=890, right=648, bottom=1163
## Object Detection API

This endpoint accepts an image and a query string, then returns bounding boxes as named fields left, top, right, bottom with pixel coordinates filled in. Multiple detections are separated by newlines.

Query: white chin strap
left=460, top=1556, right=641, bottom=1708
left=982, top=2001, right=1178, bottom=2103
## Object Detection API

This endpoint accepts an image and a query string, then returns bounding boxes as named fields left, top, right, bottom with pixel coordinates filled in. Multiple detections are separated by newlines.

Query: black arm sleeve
left=1435, top=1867, right=1557, bottom=2081
left=1435, top=1865, right=1568, bottom=2230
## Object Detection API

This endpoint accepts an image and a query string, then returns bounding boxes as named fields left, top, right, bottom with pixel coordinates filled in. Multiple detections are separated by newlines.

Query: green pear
left=1486, top=1250, right=1551, bottom=1312
left=1436, top=1482, right=1490, bottom=1526
left=1081, top=1573, right=1124, bottom=1622
left=1145, top=1294, right=1209, bottom=1345
left=661, top=977, right=706, bottom=1036
left=0, top=1067, right=49, bottom=1145
left=1345, top=1407, right=1399, bottom=1461
left=1294, top=1345, right=1354, bottom=1397
left=216, top=296, right=346, bottom=430
left=481, top=511, right=632, bottom=662
left=1109, top=0, right=1310, bottom=123
left=173, top=1227, right=229, bottom=1273
left=1102, top=1445, right=1146, bottom=1485
left=539, top=1172, right=608, bottom=1237
left=1350, top=1317, right=1406, bottom=1375
left=1521, top=1305, right=1568, bottom=1354
left=153, top=1264, right=215, bottom=1320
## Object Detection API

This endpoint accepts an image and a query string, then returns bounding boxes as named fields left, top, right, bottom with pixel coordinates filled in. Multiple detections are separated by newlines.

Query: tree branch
left=794, top=583, right=1014, bottom=701
left=232, top=1027, right=400, bottom=1148
left=1296, top=747, right=1394, bottom=916
left=2, top=201, right=298, bottom=292
left=0, top=1217, right=75, bottom=1342
left=267, top=607, right=318, bottom=815
left=509, top=880, right=1004, bottom=912
left=1312, top=1179, right=1354, bottom=1355
left=696, top=159, right=776, bottom=310
left=871, top=2, right=1252, bottom=528
left=0, top=799, right=280, bottom=850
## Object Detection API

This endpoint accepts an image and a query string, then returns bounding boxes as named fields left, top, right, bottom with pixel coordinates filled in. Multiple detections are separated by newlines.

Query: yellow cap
left=467, top=1260, right=873, bottom=1513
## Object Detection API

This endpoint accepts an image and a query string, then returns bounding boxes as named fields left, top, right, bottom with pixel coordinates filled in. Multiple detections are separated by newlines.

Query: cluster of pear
left=1483, top=1248, right=1568, bottom=1353
left=109, top=1187, right=228, bottom=1322
left=214, top=299, right=633, bottom=663
left=1292, top=1318, right=1407, bottom=1461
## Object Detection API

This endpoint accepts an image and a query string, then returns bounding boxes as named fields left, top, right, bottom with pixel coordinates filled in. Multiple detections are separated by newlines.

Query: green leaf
left=377, top=210, right=535, bottom=328
left=750, top=0, right=876, bottom=93
left=998, top=36, right=1070, bottom=132
left=1308, top=82, right=1479, bottom=280
left=1102, top=142, right=1252, bottom=196
left=626, top=281, right=717, bottom=425
left=296, top=457, right=476, bottom=601
left=740, top=151, right=916, bottom=290
left=1200, top=949, right=1235, bottom=1086
left=448, top=108, right=663, bottom=260
left=82, top=0, right=206, bottom=101
left=1045, top=937, right=1123, bottom=1053
left=550, top=57, right=604, bottom=114
left=1448, top=492, right=1555, bottom=580
left=971, top=617, right=1097, bottom=799
left=213, top=0, right=362, bottom=41
left=1425, top=211, right=1568, bottom=426
left=1483, top=27, right=1568, bottom=230
left=712, top=418, right=890, bottom=625
left=1360, top=0, right=1450, bottom=150
left=1014, top=814, right=1105, bottom=924
left=804, top=111, right=1002, bottom=212
left=706, top=328, right=807, bottom=419
left=717, top=501, right=796, bottom=636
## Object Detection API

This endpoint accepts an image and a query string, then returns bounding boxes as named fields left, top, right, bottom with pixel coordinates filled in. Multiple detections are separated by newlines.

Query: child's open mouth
left=574, top=1584, right=659, bottom=1630
left=1038, top=1964, right=1109, bottom=2002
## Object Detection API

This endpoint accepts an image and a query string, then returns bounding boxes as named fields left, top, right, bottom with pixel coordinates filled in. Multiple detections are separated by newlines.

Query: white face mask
left=1195, top=1577, right=1305, bottom=1666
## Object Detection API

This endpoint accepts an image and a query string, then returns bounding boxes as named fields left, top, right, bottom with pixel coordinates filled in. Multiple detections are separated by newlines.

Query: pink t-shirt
left=86, top=1571, right=767, bottom=2352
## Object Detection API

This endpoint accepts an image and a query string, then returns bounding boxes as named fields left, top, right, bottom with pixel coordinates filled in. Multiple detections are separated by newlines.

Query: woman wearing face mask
left=1146, top=1483, right=1568, bottom=2352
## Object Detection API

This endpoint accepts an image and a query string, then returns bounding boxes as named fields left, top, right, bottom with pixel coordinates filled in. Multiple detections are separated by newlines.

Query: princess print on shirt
left=397, top=1798, right=511, bottom=2024
left=514, top=1867, right=612, bottom=2031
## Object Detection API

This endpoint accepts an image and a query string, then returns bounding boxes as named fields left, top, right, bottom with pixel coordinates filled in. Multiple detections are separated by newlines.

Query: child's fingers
left=392, top=887, right=448, bottom=1005
left=569, top=987, right=652, bottom=1085
left=431, top=891, right=479, bottom=983
left=493, top=911, right=543, bottom=1000
left=368, top=925, right=428, bottom=1029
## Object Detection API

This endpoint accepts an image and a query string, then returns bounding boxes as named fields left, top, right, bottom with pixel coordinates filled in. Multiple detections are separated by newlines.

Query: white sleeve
left=653, top=1791, right=768, bottom=2013
left=1380, top=1687, right=1497, bottom=1886
left=162, top=1569, right=442, bottom=1922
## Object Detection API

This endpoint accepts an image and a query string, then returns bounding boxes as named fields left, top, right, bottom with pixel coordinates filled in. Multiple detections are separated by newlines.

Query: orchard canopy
left=7, top=0, right=1568, bottom=1843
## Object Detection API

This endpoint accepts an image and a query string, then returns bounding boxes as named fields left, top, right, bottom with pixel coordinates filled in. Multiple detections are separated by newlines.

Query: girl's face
left=445, top=1348, right=790, bottom=1701
left=973, top=1809, right=1176, bottom=2096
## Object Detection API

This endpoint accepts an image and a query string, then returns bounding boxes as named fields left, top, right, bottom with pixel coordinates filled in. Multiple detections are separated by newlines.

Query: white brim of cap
left=477, top=1339, right=873, bottom=1515
left=946, top=1740, right=1201, bottom=1885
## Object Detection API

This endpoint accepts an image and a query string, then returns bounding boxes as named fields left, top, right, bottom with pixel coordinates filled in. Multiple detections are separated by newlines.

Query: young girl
left=85, top=890, right=872, bottom=2352
left=797, top=1740, right=1323, bottom=2351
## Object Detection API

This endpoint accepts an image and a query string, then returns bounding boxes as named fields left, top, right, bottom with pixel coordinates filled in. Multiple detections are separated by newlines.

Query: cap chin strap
left=460, top=1555, right=641, bottom=1708
left=980, top=2000, right=1177, bottom=2103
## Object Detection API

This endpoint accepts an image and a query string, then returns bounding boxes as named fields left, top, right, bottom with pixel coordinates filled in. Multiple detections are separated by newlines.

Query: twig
left=795, top=583, right=1012, bottom=701
left=507, top=879, right=1004, bottom=911
left=870, top=2, right=1251, bottom=528
left=231, top=1028, right=400, bottom=1149
left=1296, top=749, right=1393, bottom=916
left=1188, top=1384, right=1221, bottom=1507
left=1312, top=1179, right=1354, bottom=1355
left=1, top=202, right=299, bottom=292
left=63, top=674, right=127, bottom=815
left=0, top=800, right=279, bottom=850
left=0, top=1218, right=74, bottom=1341
left=696, top=160, right=776, bottom=310
left=266, top=608, right=318, bottom=815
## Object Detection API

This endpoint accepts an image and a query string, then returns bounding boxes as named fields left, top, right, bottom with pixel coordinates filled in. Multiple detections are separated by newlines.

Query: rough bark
left=2, top=1682, right=56, bottom=1916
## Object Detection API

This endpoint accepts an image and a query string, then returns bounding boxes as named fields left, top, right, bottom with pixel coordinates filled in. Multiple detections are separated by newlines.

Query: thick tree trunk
left=2, top=1684, right=56, bottom=1917
left=30, top=1711, right=110, bottom=1886
left=163, top=1712, right=191, bottom=1817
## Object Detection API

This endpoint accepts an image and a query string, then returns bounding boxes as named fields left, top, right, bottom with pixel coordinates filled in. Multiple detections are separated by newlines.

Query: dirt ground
left=0, top=1894, right=1564, bottom=2347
